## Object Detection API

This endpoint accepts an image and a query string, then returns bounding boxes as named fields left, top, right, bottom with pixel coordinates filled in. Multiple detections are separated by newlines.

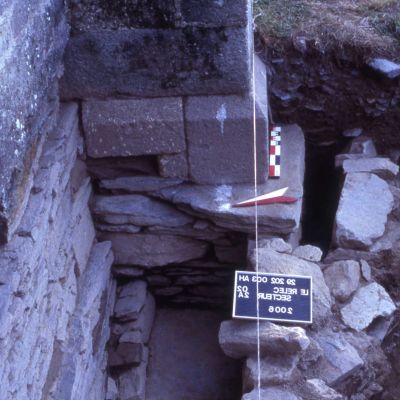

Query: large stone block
left=82, top=98, right=185, bottom=158
left=185, top=56, right=268, bottom=184
left=60, top=27, right=251, bottom=99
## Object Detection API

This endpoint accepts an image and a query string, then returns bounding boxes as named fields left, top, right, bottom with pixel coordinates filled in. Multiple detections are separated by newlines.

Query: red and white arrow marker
left=232, top=187, right=298, bottom=208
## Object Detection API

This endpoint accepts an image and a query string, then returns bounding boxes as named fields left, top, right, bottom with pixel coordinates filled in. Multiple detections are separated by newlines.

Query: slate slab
left=154, top=124, right=305, bottom=236
left=82, top=98, right=185, bottom=158
left=334, top=172, right=394, bottom=249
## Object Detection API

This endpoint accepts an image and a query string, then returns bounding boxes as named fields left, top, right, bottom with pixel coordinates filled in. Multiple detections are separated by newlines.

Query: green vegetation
left=254, top=0, right=400, bottom=56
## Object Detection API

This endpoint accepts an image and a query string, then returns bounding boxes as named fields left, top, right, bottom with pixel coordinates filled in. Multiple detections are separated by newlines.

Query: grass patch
left=254, top=0, right=400, bottom=58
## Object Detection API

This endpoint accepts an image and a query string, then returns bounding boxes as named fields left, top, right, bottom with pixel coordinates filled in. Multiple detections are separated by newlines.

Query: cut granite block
left=60, top=26, right=251, bottom=99
left=185, top=55, right=268, bottom=184
left=82, top=98, right=185, bottom=158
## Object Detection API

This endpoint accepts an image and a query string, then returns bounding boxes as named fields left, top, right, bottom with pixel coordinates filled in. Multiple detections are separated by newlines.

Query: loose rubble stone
left=61, top=28, right=251, bottom=98
left=343, top=157, right=399, bottom=180
left=242, top=388, right=300, bottom=400
left=82, top=98, right=185, bottom=158
left=101, top=233, right=209, bottom=267
left=154, top=125, right=305, bottom=235
left=114, top=281, right=147, bottom=321
left=244, top=355, right=299, bottom=388
left=250, top=248, right=332, bottom=322
left=99, top=176, right=183, bottom=193
left=323, top=260, right=360, bottom=302
left=93, top=195, right=193, bottom=227
left=368, top=58, right=400, bottom=79
left=334, top=173, right=394, bottom=249
left=316, top=332, right=364, bottom=386
left=158, top=152, right=189, bottom=180
left=293, top=244, right=323, bottom=262
left=219, top=320, right=310, bottom=358
left=305, top=378, right=344, bottom=400
left=341, top=282, right=396, bottom=331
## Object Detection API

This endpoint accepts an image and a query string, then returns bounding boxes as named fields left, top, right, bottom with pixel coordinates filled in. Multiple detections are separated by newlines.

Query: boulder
left=100, top=232, right=209, bottom=267
left=340, top=282, right=396, bottom=331
left=82, top=98, right=185, bottom=158
left=293, top=245, right=323, bottom=262
left=99, top=176, right=183, bottom=193
left=249, top=248, right=332, bottom=323
left=323, top=260, right=360, bottom=302
left=368, top=58, right=400, bottom=79
left=242, top=387, right=299, bottom=400
left=244, top=354, right=299, bottom=389
left=219, top=320, right=310, bottom=359
left=334, top=173, right=393, bottom=249
left=316, top=332, right=364, bottom=386
left=305, top=379, right=344, bottom=400
left=342, top=158, right=399, bottom=180
left=93, top=194, right=193, bottom=227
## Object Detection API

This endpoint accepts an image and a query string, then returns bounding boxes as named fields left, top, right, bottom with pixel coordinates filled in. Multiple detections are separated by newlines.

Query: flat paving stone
left=146, top=308, right=241, bottom=400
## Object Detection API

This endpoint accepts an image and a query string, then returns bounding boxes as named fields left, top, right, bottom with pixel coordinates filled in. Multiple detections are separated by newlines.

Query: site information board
left=233, top=271, right=312, bottom=324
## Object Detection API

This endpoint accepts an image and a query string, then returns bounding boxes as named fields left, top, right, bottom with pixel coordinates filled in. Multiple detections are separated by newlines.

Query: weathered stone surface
left=343, top=157, right=399, bottom=180
left=368, top=58, right=400, bottom=79
left=360, top=259, right=372, bottom=282
left=293, top=244, right=323, bottom=262
left=219, top=320, right=310, bottom=359
left=305, top=379, right=344, bottom=400
left=242, top=388, right=299, bottom=400
left=316, top=332, right=364, bottom=386
left=99, top=176, right=183, bottom=193
left=114, top=281, right=147, bottom=321
left=61, top=27, right=251, bottom=99
left=82, top=98, right=185, bottom=158
left=106, top=377, right=118, bottom=400
left=0, top=0, right=68, bottom=244
left=341, top=283, right=396, bottom=331
left=93, top=194, right=193, bottom=227
left=185, top=56, right=267, bottom=184
left=118, top=349, right=148, bottom=400
left=109, top=342, right=143, bottom=367
left=347, top=137, right=377, bottom=157
left=101, top=233, right=209, bottom=266
left=334, top=173, right=394, bottom=249
left=158, top=152, right=189, bottom=180
left=323, top=260, right=360, bottom=302
left=249, top=248, right=332, bottom=323
left=154, top=124, right=305, bottom=235
left=131, top=293, right=156, bottom=344
left=244, top=355, right=298, bottom=388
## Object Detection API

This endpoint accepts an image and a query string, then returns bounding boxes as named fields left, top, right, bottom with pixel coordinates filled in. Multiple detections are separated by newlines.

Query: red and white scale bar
left=232, top=187, right=297, bottom=208
left=269, top=126, right=281, bottom=178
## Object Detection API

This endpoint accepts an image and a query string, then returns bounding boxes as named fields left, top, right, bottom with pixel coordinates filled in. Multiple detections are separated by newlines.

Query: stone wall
left=0, top=104, right=116, bottom=399
left=0, top=0, right=68, bottom=244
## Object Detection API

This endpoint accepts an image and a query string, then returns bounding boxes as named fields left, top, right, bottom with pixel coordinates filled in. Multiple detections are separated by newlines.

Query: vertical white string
left=250, top=2, right=261, bottom=400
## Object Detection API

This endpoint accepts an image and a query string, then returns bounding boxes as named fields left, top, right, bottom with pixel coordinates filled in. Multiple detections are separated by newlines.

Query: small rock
left=219, top=320, right=310, bottom=359
left=343, top=157, right=399, bottom=180
left=316, top=332, right=364, bottom=386
left=323, top=260, right=360, bottom=302
left=360, top=260, right=372, bottom=282
left=368, top=58, right=400, bottom=79
left=119, top=331, right=142, bottom=344
left=305, top=378, right=344, bottom=400
left=108, top=342, right=143, bottom=367
left=293, top=244, right=323, bottom=262
left=242, top=387, right=299, bottom=400
left=347, top=137, right=377, bottom=157
left=334, top=173, right=394, bottom=249
left=114, top=281, right=147, bottom=321
left=342, top=128, right=363, bottom=138
left=340, top=282, right=396, bottom=331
